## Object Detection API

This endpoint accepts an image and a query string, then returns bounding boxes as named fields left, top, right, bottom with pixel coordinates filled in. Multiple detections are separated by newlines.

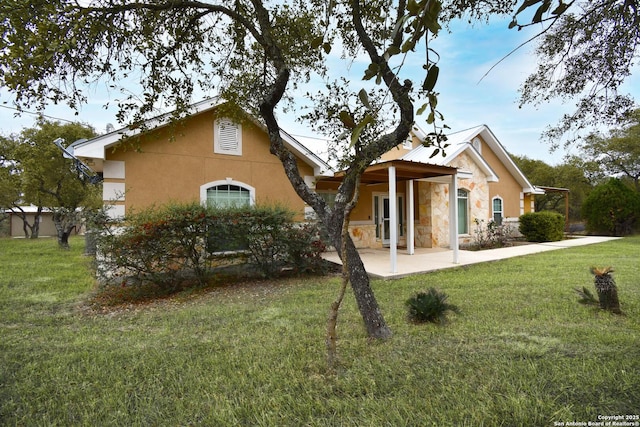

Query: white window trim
left=492, top=196, right=504, bottom=223
left=200, top=179, right=255, bottom=206
left=214, top=118, right=242, bottom=156
left=103, top=182, right=126, bottom=202
left=103, top=160, right=125, bottom=179
left=457, top=188, right=470, bottom=235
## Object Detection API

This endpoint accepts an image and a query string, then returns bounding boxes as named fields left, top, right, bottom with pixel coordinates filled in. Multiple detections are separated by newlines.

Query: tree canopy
left=0, top=119, right=100, bottom=245
left=576, top=109, right=640, bottom=193
left=514, top=0, right=640, bottom=147
left=582, top=178, right=640, bottom=236
left=1, top=0, right=458, bottom=340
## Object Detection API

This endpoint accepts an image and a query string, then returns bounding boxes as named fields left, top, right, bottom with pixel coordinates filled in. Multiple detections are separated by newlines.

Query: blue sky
left=1, top=14, right=638, bottom=165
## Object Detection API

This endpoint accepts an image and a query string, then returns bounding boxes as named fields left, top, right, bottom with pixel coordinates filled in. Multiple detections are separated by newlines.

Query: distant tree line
left=512, top=109, right=640, bottom=235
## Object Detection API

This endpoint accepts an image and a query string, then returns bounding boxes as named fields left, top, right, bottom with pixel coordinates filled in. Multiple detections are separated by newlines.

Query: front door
left=375, top=194, right=404, bottom=246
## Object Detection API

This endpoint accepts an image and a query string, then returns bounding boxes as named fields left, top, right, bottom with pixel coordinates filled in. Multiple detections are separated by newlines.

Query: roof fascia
left=278, top=129, right=333, bottom=176
left=71, top=97, right=224, bottom=159
left=402, top=136, right=499, bottom=182
left=475, top=125, right=538, bottom=192
left=71, top=98, right=332, bottom=176
left=456, top=143, right=499, bottom=182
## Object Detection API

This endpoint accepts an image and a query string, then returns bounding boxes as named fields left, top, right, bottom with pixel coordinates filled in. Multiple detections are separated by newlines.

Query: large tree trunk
left=52, top=208, right=78, bottom=250
left=343, top=237, right=392, bottom=339
left=252, top=0, right=395, bottom=340
left=57, top=229, right=72, bottom=249
left=30, top=208, right=41, bottom=239
left=326, top=211, right=392, bottom=340
left=13, top=206, right=40, bottom=238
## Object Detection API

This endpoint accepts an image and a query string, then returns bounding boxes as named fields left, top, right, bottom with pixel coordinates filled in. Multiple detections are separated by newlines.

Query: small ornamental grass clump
left=405, top=288, right=460, bottom=325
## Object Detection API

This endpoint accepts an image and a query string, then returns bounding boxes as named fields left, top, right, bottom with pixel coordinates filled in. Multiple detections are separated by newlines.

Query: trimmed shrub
left=582, top=178, right=640, bottom=236
left=405, top=288, right=460, bottom=325
left=243, top=204, right=295, bottom=276
left=95, top=202, right=328, bottom=301
left=518, top=211, right=565, bottom=242
left=284, top=222, right=327, bottom=274
left=207, top=203, right=326, bottom=276
left=96, top=202, right=213, bottom=290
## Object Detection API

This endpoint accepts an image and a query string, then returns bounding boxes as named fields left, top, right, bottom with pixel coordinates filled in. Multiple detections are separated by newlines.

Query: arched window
left=457, top=189, right=469, bottom=234
left=492, top=197, right=503, bottom=225
left=200, top=180, right=255, bottom=208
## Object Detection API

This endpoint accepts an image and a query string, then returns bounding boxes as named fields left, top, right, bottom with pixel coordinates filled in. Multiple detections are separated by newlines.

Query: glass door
left=375, top=195, right=404, bottom=246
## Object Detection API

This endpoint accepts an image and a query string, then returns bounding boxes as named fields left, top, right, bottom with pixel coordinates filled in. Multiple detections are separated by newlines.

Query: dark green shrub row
left=582, top=178, right=640, bottom=236
left=518, top=211, right=565, bottom=242
left=96, top=202, right=327, bottom=294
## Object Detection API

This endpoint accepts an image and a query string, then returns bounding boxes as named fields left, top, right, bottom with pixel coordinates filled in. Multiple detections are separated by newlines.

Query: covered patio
left=318, top=159, right=461, bottom=274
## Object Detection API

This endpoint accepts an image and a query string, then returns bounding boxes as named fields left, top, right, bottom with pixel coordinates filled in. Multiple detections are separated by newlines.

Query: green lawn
left=1, top=236, right=639, bottom=426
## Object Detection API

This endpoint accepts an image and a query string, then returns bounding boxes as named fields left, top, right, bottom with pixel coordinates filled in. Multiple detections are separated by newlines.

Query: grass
left=1, top=235, right=639, bottom=426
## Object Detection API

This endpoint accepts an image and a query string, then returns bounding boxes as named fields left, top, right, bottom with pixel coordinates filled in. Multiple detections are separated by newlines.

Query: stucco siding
left=103, top=110, right=312, bottom=216
left=478, top=139, right=523, bottom=219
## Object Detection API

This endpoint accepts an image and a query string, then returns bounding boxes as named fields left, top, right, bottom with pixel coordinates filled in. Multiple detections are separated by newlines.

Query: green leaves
left=357, top=88, right=371, bottom=109
left=310, top=36, right=332, bottom=54
left=405, top=287, right=460, bottom=325
left=337, top=91, right=375, bottom=149
left=349, top=113, right=374, bottom=148
left=338, top=110, right=356, bottom=129
left=422, top=64, right=439, bottom=92
left=515, top=0, right=547, bottom=17
left=363, top=63, right=381, bottom=83
left=510, top=0, right=572, bottom=29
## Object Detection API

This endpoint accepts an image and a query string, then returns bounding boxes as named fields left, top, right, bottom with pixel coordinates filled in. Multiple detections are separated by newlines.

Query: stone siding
left=429, top=152, right=490, bottom=248
left=416, top=181, right=433, bottom=248
left=347, top=223, right=378, bottom=249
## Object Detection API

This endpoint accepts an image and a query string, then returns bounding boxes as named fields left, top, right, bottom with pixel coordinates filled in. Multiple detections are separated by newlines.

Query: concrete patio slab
left=322, top=236, right=621, bottom=279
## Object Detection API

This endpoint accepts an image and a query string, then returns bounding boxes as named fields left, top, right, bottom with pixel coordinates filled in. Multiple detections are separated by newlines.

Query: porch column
left=449, top=173, right=459, bottom=264
left=389, top=165, right=397, bottom=273
left=407, top=180, right=415, bottom=255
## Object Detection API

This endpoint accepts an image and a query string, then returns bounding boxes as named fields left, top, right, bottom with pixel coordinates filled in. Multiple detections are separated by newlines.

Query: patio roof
left=319, top=159, right=458, bottom=184
left=317, top=159, right=460, bottom=274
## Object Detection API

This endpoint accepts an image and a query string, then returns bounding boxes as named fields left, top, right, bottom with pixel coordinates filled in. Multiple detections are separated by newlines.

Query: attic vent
left=214, top=118, right=242, bottom=155
left=471, top=137, right=481, bottom=154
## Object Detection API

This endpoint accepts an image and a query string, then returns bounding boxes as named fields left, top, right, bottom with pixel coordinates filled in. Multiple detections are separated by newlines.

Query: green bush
left=95, top=202, right=328, bottom=300
left=472, top=218, right=514, bottom=249
left=284, top=222, right=327, bottom=274
left=405, top=288, right=460, bottom=325
left=96, top=202, right=213, bottom=291
left=582, top=178, right=640, bottom=236
left=208, top=204, right=326, bottom=276
left=518, top=211, right=565, bottom=242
